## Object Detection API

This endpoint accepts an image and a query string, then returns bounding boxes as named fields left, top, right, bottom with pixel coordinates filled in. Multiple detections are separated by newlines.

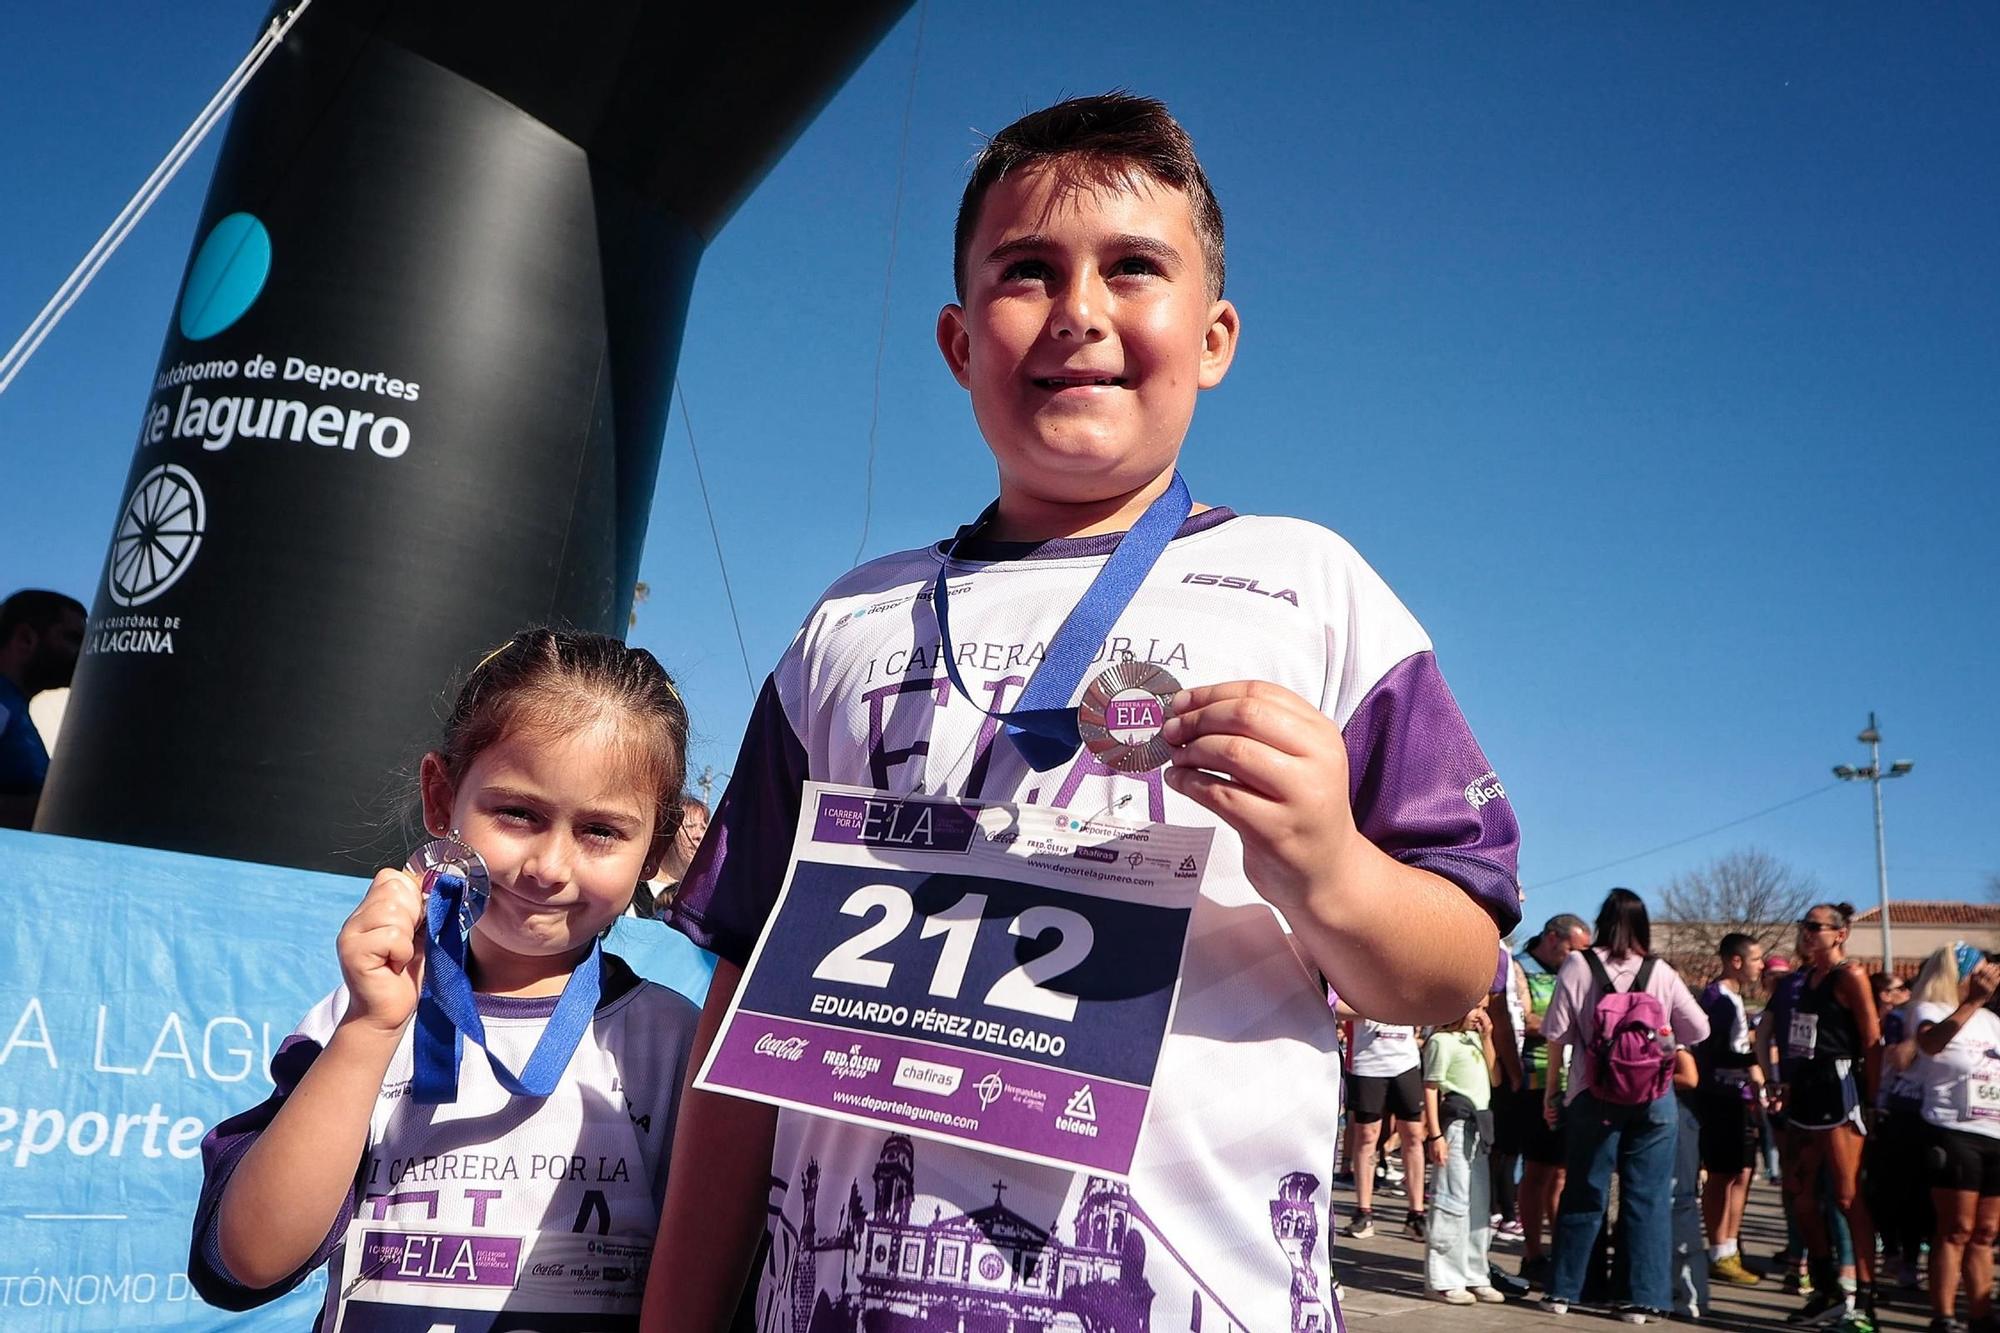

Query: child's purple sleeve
left=666, top=675, right=810, bottom=967
left=187, top=1031, right=356, bottom=1311
left=1342, top=651, right=1521, bottom=935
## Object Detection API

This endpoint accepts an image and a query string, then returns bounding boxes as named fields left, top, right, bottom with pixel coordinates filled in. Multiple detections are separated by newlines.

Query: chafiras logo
left=179, top=212, right=271, bottom=340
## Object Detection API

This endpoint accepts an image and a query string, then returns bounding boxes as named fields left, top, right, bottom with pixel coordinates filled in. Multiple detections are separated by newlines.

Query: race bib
left=1787, top=1011, right=1819, bottom=1061
left=1961, top=1063, right=2000, bottom=1124
left=331, top=1229, right=647, bottom=1331
left=698, top=782, right=1210, bottom=1178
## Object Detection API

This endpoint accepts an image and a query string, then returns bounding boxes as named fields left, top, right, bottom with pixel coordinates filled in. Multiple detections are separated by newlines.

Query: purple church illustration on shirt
left=751, top=1133, right=1334, bottom=1333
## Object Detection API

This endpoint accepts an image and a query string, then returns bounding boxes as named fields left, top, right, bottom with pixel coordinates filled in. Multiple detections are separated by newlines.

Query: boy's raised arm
left=642, top=959, right=776, bottom=1333
left=1162, top=679, right=1506, bottom=1023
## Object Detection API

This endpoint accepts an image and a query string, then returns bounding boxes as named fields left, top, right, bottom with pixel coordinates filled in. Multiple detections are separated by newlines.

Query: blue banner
left=0, top=830, right=713, bottom=1331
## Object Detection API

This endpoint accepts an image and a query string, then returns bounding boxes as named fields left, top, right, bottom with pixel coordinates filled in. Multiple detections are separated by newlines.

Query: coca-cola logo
left=754, top=1033, right=809, bottom=1062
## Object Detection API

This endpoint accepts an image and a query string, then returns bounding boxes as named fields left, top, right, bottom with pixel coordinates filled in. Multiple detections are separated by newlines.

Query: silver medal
left=1077, top=661, right=1183, bottom=773
left=406, top=832, right=491, bottom=933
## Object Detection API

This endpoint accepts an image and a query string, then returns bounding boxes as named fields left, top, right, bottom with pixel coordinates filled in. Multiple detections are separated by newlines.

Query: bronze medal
left=1077, top=661, right=1182, bottom=773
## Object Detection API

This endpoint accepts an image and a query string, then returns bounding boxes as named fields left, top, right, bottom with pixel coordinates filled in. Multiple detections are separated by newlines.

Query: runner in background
left=1785, top=903, right=1881, bottom=1332
left=1695, top=932, right=1767, bottom=1286
left=1866, top=969, right=1928, bottom=1293
left=1423, top=1004, right=1503, bottom=1304
left=1489, top=938, right=1531, bottom=1240
left=1342, top=1010, right=1430, bottom=1240
left=1894, top=945, right=2000, bottom=1333
left=1501, top=912, right=1591, bottom=1288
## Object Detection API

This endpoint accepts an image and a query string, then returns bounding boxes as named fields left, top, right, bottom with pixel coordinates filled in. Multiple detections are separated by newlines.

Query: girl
left=1892, top=944, right=2000, bottom=1333
left=1785, top=902, right=1881, bottom=1331
left=1867, top=969, right=1929, bottom=1292
left=1538, top=887, right=1709, bottom=1323
left=189, top=629, right=701, bottom=1331
left=1423, top=1004, right=1502, bottom=1304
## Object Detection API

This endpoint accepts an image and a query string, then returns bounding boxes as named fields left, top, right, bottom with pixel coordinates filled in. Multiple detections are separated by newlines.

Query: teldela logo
left=179, top=213, right=271, bottom=340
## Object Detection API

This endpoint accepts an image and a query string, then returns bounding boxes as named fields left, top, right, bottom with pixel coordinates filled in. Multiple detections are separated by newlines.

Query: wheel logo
left=108, top=464, right=206, bottom=607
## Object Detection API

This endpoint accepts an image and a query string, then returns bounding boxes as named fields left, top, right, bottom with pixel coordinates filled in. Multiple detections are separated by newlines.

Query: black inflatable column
left=39, top=0, right=910, bottom=873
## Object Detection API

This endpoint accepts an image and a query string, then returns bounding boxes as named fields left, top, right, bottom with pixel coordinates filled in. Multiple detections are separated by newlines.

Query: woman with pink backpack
left=1536, top=888, right=1710, bottom=1323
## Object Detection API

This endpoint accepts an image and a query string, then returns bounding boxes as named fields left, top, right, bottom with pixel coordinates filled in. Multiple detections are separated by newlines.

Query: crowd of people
left=1332, top=891, right=2000, bottom=1333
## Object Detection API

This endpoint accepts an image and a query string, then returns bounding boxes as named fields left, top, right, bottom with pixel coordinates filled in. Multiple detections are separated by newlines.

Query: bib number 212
left=810, top=883, right=1091, bottom=1022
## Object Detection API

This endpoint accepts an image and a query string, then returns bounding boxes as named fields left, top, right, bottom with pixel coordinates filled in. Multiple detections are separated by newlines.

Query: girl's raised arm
left=215, top=868, right=423, bottom=1288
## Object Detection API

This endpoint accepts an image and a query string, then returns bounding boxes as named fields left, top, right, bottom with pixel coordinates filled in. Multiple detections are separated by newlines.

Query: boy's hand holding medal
left=1160, top=678, right=1358, bottom=910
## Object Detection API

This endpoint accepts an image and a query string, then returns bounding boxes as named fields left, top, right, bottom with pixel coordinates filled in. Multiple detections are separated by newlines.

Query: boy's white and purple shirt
left=673, top=509, right=1519, bottom=1333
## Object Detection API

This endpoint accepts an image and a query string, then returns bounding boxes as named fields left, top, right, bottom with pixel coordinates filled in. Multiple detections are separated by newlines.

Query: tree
left=1657, top=846, right=1818, bottom=960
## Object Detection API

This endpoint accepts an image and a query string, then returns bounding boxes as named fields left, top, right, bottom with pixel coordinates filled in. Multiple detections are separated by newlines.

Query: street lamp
left=1832, top=712, right=1914, bottom=970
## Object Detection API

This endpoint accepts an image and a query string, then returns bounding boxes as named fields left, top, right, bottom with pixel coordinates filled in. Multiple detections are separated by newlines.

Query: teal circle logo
left=178, top=212, right=271, bottom=340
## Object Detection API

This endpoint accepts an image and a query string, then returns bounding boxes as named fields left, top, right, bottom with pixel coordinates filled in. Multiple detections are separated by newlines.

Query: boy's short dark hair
left=0, top=590, right=86, bottom=642
left=953, top=92, right=1226, bottom=302
left=1717, top=932, right=1758, bottom=962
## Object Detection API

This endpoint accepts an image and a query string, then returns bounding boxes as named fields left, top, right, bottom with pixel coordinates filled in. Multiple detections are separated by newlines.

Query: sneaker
left=1521, top=1254, right=1554, bottom=1287
left=1403, top=1210, right=1427, bottom=1240
left=1488, top=1266, right=1532, bottom=1298
left=1498, top=1218, right=1527, bottom=1239
left=1433, top=1289, right=1476, bottom=1306
left=1471, top=1286, right=1508, bottom=1304
left=1711, top=1254, right=1763, bottom=1286
left=1788, top=1290, right=1845, bottom=1326
left=1343, top=1211, right=1376, bottom=1240
left=1332, top=1169, right=1355, bottom=1187
left=1785, top=1270, right=1815, bottom=1298
left=1538, top=1298, right=1570, bottom=1315
left=1928, top=1319, right=1968, bottom=1333
left=1615, top=1307, right=1654, bottom=1325
left=1835, top=1310, right=1875, bottom=1333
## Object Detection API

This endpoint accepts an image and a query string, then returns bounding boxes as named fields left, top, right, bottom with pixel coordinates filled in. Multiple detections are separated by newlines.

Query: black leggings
left=1866, top=1107, right=1934, bottom=1264
left=1491, top=1146, right=1520, bottom=1223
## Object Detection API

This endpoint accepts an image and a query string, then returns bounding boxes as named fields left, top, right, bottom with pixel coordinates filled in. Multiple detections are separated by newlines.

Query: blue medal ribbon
left=931, top=471, right=1192, bottom=772
left=410, top=871, right=601, bottom=1104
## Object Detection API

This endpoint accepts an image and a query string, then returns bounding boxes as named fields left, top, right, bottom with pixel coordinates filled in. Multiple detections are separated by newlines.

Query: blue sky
left=2, top=4, right=1995, bottom=938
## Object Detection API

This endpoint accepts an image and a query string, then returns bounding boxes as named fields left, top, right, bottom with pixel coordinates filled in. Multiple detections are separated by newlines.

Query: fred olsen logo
left=1464, top=771, right=1508, bottom=810
left=753, top=1033, right=808, bottom=1062
left=823, top=1044, right=882, bottom=1082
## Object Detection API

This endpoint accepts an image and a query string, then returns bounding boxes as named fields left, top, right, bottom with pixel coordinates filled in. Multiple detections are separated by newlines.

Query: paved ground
left=1330, top=1174, right=1927, bottom=1331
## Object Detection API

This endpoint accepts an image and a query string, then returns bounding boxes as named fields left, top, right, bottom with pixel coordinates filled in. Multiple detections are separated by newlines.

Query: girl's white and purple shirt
left=188, top=956, right=697, bottom=1331
left=673, top=510, right=1520, bottom=1333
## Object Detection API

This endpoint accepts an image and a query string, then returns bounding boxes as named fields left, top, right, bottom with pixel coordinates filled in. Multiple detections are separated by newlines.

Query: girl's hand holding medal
left=336, top=867, right=427, bottom=1039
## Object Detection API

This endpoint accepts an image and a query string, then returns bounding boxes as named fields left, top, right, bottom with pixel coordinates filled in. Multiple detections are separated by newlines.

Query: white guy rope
left=0, top=1, right=315, bottom=395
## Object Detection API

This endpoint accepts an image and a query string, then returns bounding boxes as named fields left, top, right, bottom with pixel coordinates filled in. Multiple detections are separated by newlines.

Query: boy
left=644, top=94, right=1519, bottom=1332
left=1694, top=932, right=1766, bottom=1286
